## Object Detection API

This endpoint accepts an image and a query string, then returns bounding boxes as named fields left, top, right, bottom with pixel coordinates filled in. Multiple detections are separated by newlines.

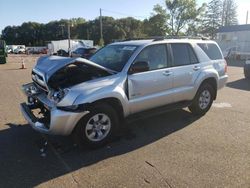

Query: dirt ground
left=0, top=54, right=249, bottom=187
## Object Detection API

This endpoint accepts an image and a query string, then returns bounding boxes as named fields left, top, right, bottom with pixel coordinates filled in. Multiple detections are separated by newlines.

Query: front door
left=128, top=44, right=174, bottom=114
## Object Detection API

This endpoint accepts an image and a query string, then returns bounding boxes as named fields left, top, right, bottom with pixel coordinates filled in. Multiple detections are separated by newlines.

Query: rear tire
left=189, top=83, right=215, bottom=116
left=74, top=103, right=119, bottom=149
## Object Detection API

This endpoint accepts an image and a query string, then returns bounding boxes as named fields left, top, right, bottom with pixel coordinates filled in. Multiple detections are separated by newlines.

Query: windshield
left=90, top=45, right=138, bottom=72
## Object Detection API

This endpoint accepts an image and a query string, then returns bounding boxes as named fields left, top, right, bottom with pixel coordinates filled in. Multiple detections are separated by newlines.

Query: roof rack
left=153, top=36, right=210, bottom=41
left=120, top=36, right=210, bottom=42
left=121, top=37, right=161, bottom=41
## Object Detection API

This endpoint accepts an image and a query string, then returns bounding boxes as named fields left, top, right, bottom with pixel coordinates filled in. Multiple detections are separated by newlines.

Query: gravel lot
left=0, top=55, right=249, bottom=188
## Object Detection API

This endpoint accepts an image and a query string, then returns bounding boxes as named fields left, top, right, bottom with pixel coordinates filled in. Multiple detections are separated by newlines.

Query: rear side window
left=171, top=43, right=198, bottom=66
left=197, top=43, right=223, bottom=60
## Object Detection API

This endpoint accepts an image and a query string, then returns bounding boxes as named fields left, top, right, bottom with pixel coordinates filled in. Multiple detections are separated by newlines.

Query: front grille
left=31, top=70, right=48, bottom=92
left=33, top=81, right=48, bottom=93
left=32, top=71, right=44, bottom=81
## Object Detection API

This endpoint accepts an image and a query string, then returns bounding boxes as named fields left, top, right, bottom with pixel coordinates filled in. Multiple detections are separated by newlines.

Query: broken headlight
left=49, top=88, right=69, bottom=103
left=25, top=84, right=40, bottom=96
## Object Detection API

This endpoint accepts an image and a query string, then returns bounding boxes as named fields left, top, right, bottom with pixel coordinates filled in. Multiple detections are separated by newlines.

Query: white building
left=216, top=24, right=250, bottom=59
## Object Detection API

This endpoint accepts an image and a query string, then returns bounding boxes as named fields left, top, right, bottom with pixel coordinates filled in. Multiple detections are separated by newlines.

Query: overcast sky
left=0, top=0, right=249, bottom=32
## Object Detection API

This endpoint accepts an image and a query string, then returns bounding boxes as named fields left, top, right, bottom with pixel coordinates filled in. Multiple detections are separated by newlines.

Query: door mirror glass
left=129, top=61, right=149, bottom=74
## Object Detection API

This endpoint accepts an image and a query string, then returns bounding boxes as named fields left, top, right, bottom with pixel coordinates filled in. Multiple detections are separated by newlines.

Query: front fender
left=73, top=85, right=130, bottom=117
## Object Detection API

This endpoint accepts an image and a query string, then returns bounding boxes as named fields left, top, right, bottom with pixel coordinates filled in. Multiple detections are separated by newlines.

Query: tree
left=152, top=0, right=205, bottom=36
left=165, top=0, right=202, bottom=36
left=202, top=0, right=223, bottom=38
left=116, top=17, right=145, bottom=39
left=143, top=5, right=170, bottom=36
left=186, top=3, right=206, bottom=36
left=222, top=0, right=238, bottom=26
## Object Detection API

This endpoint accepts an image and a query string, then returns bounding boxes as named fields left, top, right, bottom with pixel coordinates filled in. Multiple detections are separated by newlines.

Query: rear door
left=197, top=42, right=226, bottom=78
left=128, top=44, right=174, bottom=113
left=169, top=43, right=201, bottom=102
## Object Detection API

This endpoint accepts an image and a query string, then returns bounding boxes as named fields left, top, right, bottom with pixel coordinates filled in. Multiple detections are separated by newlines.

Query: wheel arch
left=199, top=77, right=217, bottom=100
left=88, top=97, right=125, bottom=122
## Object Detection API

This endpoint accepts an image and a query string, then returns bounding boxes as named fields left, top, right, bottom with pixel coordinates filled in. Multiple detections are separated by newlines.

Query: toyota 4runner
left=20, top=38, right=228, bottom=147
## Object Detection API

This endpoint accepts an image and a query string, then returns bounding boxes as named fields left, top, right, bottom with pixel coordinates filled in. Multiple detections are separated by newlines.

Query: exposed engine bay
left=48, top=62, right=111, bottom=90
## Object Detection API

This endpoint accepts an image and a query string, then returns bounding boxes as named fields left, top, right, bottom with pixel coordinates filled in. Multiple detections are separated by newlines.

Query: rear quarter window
left=197, top=43, right=223, bottom=60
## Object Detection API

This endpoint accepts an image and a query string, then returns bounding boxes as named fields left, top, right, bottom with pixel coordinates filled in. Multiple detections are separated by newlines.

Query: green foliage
left=150, top=0, right=206, bottom=36
left=143, top=5, right=170, bottom=36
left=222, top=0, right=238, bottom=26
left=1, top=17, right=145, bottom=46
left=186, top=3, right=206, bottom=36
left=198, top=0, right=238, bottom=38
left=165, top=0, right=202, bottom=35
left=98, top=38, right=104, bottom=47
left=202, top=0, right=223, bottom=38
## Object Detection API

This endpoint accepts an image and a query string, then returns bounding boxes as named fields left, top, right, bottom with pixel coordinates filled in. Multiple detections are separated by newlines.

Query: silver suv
left=20, top=38, right=228, bottom=147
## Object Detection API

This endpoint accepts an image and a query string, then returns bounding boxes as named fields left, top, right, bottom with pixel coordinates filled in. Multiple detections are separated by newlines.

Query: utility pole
left=68, top=22, right=71, bottom=56
left=100, top=8, right=103, bottom=45
left=86, top=28, right=89, bottom=40
left=246, top=11, right=249, bottom=24
left=59, top=24, right=65, bottom=38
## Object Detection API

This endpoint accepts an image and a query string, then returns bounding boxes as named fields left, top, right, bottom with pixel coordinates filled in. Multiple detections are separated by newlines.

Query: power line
left=101, top=9, right=149, bottom=19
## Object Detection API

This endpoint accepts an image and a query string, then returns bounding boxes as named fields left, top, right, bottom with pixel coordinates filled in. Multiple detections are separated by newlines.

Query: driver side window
left=134, top=44, right=168, bottom=71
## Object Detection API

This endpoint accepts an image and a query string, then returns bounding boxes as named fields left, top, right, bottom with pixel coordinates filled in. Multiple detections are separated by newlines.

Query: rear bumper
left=218, top=75, right=228, bottom=90
left=20, top=103, right=88, bottom=135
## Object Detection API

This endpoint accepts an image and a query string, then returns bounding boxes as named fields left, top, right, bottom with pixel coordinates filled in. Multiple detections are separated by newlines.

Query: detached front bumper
left=20, top=83, right=89, bottom=135
left=20, top=103, right=88, bottom=135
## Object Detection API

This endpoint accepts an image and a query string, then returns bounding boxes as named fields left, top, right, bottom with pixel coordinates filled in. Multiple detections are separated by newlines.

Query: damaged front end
left=21, top=83, right=51, bottom=129
left=20, top=82, right=88, bottom=135
left=20, top=56, right=114, bottom=135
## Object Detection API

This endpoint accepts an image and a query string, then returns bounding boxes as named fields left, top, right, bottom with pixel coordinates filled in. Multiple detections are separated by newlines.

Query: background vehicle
left=57, top=49, right=69, bottom=57
left=244, top=60, right=250, bottom=79
left=26, top=47, right=47, bottom=54
left=14, top=46, right=26, bottom=54
left=71, top=47, right=97, bottom=59
left=222, top=46, right=250, bottom=60
left=222, top=46, right=239, bottom=58
left=6, top=46, right=12, bottom=53
left=0, top=40, right=7, bottom=64
left=20, top=38, right=228, bottom=148
left=48, top=39, right=94, bottom=55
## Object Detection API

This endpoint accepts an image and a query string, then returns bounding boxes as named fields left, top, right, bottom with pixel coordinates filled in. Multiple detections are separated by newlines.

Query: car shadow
left=226, top=78, right=250, bottom=91
left=0, top=109, right=200, bottom=187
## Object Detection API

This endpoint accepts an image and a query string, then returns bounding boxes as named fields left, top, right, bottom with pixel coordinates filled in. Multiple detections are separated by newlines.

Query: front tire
left=189, top=84, right=215, bottom=116
left=74, top=103, right=119, bottom=148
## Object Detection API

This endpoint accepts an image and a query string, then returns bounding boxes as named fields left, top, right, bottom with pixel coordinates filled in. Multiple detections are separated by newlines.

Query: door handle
left=163, top=71, right=172, bottom=76
left=193, top=66, right=201, bottom=71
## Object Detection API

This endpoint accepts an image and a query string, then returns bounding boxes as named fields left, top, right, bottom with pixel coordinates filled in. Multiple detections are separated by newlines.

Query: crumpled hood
left=34, top=55, right=115, bottom=80
left=57, top=74, right=123, bottom=106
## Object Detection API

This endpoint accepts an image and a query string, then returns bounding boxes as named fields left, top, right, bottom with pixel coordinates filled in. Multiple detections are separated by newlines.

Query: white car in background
left=14, top=46, right=26, bottom=54
left=222, top=46, right=239, bottom=58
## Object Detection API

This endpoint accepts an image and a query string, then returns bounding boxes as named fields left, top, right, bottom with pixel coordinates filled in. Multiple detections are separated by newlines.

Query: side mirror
left=129, top=61, right=149, bottom=74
